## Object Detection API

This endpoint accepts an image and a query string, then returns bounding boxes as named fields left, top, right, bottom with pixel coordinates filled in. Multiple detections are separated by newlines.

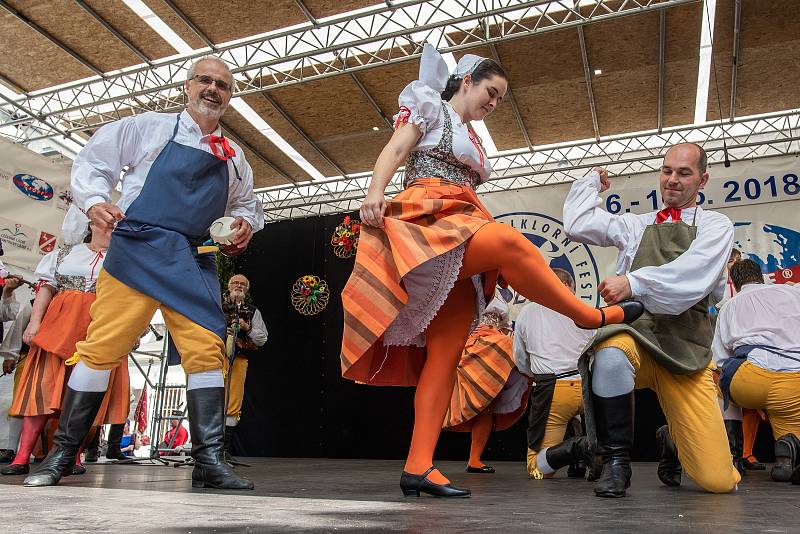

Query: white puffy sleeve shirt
left=513, top=301, right=595, bottom=379
left=563, top=171, right=733, bottom=314
left=71, top=110, right=264, bottom=233
left=35, top=244, right=106, bottom=293
left=394, top=81, right=492, bottom=184
left=712, top=283, right=800, bottom=372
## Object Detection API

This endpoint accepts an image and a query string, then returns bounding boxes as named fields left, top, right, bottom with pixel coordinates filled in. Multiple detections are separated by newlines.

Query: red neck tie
left=655, top=207, right=682, bottom=224
left=209, top=134, right=236, bottom=161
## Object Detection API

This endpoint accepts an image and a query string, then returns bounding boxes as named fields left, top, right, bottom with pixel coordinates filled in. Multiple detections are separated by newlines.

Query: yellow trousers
left=224, top=356, right=248, bottom=418
left=76, top=270, right=226, bottom=375
left=526, top=380, right=583, bottom=478
left=596, top=333, right=740, bottom=493
left=730, top=361, right=800, bottom=439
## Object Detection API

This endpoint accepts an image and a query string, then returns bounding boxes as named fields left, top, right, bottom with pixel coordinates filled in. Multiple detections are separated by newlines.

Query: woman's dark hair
left=730, top=259, right=763, bottom=292
left=83, top=223, right=93, bottom=243
left=440, top=58, right=507, bottom=101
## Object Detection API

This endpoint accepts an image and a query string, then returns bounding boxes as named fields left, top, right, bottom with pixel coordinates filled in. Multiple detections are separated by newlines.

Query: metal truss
left=0, top=0, right=696, bottom=142
left=255, top=109, right=800, bottom=222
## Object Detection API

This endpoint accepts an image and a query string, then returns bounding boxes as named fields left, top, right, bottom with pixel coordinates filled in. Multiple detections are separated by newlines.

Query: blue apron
left=719, top=344, right=800, bottom=409
left=104, top=113, right=235, bottom=361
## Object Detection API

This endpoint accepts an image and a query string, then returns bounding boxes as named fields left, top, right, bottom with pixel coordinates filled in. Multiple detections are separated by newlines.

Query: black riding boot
left=84, top=427, right=100, bottom=462
left=188, top=387, right=254, bottom=490
left=23, top=387, right=104, bottom=487
left=772, top=433, right=800, bottom=482
left=565, top=417, right=586, bottom=478
left=543, top=435, right=596, bottom=479
left=223, top=425, right=236, bottom=465
left=656, top=425, right=682, bottom=487
left=593, top=392, right=634, bottom=498
left=105, top=423, right=127, bottom=461
left=725, top=419, right=747, bottom=475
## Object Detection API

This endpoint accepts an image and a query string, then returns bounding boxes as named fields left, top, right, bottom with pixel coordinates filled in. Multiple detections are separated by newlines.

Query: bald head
left=665, top=142, right=707, bottom=174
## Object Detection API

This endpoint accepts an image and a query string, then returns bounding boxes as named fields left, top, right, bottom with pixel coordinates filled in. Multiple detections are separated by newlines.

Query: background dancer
left=341, top=44, right=642, bottom=498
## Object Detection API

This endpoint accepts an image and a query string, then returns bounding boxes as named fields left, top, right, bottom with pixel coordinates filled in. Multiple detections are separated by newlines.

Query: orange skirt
left=10, top=290, right=130, bottom=424
left=443, top=324, right=532, bottom=431
left=340, top=179, right=497, bottom=386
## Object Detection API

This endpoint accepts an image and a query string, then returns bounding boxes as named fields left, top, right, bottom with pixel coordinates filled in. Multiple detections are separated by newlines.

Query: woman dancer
left=340, top=44, right=642, bottom=497
left=1, top=219, right=129, bottom=476
left=443, top=290, right=532, bottom=474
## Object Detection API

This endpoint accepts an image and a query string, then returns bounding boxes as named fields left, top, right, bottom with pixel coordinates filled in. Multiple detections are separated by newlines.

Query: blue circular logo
left=13, top=174, right=54, bottom=201
left=494, top=211, right=601, bottom=307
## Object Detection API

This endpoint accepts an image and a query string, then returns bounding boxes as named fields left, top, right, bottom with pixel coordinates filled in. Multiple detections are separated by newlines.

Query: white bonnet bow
left=418, top=43, right=487, bottom=93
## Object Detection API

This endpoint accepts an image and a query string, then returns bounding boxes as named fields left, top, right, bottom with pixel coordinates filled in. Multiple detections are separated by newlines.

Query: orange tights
left=468, top=408, right=494, bottom=468
left=405, top=223, right=623, bottom=484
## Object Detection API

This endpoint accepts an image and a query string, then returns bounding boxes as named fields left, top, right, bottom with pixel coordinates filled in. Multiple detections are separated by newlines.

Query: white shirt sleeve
left=512, top=307, right=533, bottom=377
left=0, top=302, right=31, bottom=361
left=34, top=249, right=59, bottom=288
left=225, top=152, right=265, bottom=233
left=71, top=116, right=144, bottom=212
left=563, top=171, right=637, bottom=250
left=712, top=304, right=735, bottom=366
left=247, top=308, right=268, bottom=347
left=626, top=211, right=734, bottom=314
left=0, top=292, right=19, bottom=323
left=394, top=80, right=443, bottom=136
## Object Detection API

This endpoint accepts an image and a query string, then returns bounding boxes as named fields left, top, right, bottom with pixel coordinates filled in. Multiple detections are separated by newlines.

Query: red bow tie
left=655, top=207, right=682, bottom=224
left=209, top=134, right=236, bottom=161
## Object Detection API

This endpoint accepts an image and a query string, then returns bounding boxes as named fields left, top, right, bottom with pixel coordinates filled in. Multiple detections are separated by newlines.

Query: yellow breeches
left=729, top=361, right=800, bottom=439
left=527, top=380, right=583, bottom=479
left=595, top=332, right=740, bottom=493
left=223, top=356, right=249, bottom=418
left=75, top=269, right=226, bottom=375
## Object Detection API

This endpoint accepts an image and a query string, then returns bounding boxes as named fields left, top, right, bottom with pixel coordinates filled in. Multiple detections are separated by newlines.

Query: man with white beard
left=222, top=274, right=267, bottom=463
left=23, top=56, right=264, bottom=490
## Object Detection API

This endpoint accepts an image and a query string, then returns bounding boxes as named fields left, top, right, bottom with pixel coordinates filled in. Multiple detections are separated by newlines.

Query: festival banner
left=0, top=138, right=72, bottom=274
left=479, top=155, right=800, bottom=319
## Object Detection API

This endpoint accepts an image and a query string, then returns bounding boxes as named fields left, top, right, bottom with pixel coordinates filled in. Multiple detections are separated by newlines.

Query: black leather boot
left=23, top=387, right=104, bottom=487
left=84, top=428, right=100, bottom=462
left=656, top=425, right=681, bottom=487
left=105, top=423, right=127, bottom=461
left=541, top=436, right=595, bottom=479
left=772, top=433, right=800, bottom=482
left=223, top=425, right=236, bottom=465
left=565, top=417, right=586, bottom=478
left=593, top=392, right=634, bottom=498
left=725, top=419, right=747, bottom=475
left=188, top=387, right=254, bottom=490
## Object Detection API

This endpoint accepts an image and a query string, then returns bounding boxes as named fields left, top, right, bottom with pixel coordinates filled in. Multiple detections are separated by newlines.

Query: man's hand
left=220, top=217, right=252, bottom=256
left=593, top=167, right=611, bottom=193
left=599, top=275, right=632, bottom=305
left=87, top=202, right=125, bottom=232
left=2, top=359, right=15, bottom=375
left=237, top=319, right=250, bottom=333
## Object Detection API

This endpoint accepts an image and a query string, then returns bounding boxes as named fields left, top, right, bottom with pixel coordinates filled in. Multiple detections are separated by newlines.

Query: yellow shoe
left=526, top=448, right=539, bottom=479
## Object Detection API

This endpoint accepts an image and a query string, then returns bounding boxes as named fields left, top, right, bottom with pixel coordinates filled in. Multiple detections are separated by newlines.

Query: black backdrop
left=229, top=212, right=773, bottom=462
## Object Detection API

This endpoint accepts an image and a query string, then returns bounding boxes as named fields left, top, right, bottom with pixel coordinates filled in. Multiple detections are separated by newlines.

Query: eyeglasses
left=190, top=74, right=233, bottom=93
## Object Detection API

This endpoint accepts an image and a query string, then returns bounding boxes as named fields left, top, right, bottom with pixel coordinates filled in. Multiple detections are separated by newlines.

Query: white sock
left=536, top=447, right=556, bottom=475
left=67, top=360, right=111, bottom=392
left=186, top=369, right=224, bottom=390
left=226, top=416, right=238, bottom=427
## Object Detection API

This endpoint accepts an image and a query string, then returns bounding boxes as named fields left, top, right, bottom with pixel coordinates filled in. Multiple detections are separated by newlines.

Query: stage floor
left=0, top=458, right=796, bottom=533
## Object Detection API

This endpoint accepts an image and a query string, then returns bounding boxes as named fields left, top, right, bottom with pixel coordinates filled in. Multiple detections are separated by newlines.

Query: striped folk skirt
left=443, top=324, right=533, bottom=432
left=9, top=290, right=130, bottom=425
left=340, top=178, right=498, bottom=386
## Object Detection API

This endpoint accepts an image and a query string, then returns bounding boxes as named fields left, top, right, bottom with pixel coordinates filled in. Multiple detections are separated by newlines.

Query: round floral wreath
left=331, top=216, right=361, bottom=259
left=291, top=275, right=330, bottom=315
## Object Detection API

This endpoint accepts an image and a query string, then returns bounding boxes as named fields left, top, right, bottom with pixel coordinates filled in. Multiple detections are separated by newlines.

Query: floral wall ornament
left=331, top=216, right=361, bottom=258
left=291, top=275, right=330, bottom=315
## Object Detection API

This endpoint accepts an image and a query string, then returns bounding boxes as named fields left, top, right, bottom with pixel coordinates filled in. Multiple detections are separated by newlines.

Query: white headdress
left=418, top=43, right=488, bottom=93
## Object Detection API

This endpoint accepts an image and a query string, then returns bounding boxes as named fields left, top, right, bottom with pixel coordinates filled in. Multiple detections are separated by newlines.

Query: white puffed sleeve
left=393, top=81, right=443, bottom=136
left=34, top=249, right=59, bottom=288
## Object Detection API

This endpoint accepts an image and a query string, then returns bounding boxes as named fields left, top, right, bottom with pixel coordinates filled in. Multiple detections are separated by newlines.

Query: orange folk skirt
left=340, top=179, right=497, bottom=387
left=443, top=324, right=532, bottom=432
left=10, top=290, right=130, bottom=424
